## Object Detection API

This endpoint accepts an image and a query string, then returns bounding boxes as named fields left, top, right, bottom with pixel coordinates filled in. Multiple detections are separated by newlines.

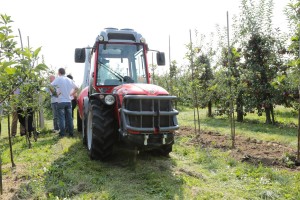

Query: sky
left=0, top=0, right=290, bottom=85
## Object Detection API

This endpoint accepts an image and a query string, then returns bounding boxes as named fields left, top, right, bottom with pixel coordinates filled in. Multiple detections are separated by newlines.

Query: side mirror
left=75, top=48, right=86, bottom=63
left=156, top=52, right=165, bottom=66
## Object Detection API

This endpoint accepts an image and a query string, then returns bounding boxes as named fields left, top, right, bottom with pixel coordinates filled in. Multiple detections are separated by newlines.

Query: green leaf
left=1, top=61, right=16, bottom=68
left=291, top=36, right=298, bottom=41
left=33, top=47, right=42, bottom=58
left=21, top=48, right=32, bottom=59
left=4, top=67, right=16, bottom=75
left=35, top=63, right=48, bottom=71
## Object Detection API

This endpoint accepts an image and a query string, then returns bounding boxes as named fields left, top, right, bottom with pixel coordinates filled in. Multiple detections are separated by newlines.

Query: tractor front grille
left=121, top=95, right=179, bottom=133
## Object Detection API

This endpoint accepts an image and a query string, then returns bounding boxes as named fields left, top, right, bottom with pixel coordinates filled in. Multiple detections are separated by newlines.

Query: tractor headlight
left=104, top=95, right=115, bottom=105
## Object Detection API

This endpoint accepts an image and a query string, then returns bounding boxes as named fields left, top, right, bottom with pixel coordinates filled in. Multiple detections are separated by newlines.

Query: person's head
left=49, top=75, right=55, bottom=83
left=58, top=68, right=66, bottom=76
left=67, top=74, right=73, bottom=80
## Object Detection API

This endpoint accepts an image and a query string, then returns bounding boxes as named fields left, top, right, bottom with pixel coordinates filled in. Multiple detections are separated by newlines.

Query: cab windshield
left=96, top=43, right=147, bottom=86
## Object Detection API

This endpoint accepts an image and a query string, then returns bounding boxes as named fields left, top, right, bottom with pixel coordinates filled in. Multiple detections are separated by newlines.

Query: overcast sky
left=0, top=0, right=290, bottom=85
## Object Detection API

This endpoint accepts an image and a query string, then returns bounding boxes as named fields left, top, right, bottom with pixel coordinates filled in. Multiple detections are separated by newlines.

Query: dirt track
left=178, top=126, right=300, bottom=171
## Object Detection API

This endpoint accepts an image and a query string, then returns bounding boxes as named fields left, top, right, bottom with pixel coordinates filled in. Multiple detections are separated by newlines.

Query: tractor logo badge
left=149, top=88, right=156, bottom=94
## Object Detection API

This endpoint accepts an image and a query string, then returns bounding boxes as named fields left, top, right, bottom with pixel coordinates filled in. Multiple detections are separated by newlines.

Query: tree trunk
left=0, top=105, right=2, bottom=136
left=270, top=105, right=275, bottom=124
left=7, top=114, right=16, bottom=168
left=236, top=91, right=244, bottom=122
left=297, top=107, right=300, bottom=163
left=207, top=100, right=212, bottom=117
left=236, top=110, right=243, bottom=122
left=39, top=93, right=45, bottom=128
left=265, top=107, right=272, bottom=124
left=0, top=153, right=2, bottom=195
left=297, top=86, right=300, bottom=162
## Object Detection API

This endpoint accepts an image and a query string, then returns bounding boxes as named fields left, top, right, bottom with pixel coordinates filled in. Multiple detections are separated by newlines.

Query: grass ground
left=0, top=106, right=299, bottom=199
left=179, top=106, right=298, bottom=147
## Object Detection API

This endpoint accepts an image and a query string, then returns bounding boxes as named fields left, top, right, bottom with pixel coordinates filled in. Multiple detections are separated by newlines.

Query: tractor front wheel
left=86, top=99, right=116, bottom=160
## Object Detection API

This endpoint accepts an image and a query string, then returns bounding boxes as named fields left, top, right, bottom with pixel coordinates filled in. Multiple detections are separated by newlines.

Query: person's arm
left=50, top=79, right=60, bottom=96
left=49, top=85, right=57, bottom=96
left=49, top=85, right=54, bottom=94
left=49, top=79, right=56, bottom=93
left=70, top=86, right=78, bottom=98
left=70, top=81, right=79, bottom=98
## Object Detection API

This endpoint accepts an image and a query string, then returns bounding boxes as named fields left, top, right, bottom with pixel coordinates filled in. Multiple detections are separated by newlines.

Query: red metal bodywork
left=77, top=86, right=88, bottom=119
left=77, top=83, right=169, bottom=122
left=115, top=83, right=169, bottom=102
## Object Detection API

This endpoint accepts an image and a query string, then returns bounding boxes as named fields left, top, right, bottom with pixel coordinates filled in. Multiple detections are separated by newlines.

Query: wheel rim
left=87, top=110, right=93, bottom=150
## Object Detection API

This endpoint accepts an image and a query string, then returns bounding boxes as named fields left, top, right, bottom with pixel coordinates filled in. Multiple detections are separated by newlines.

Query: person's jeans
left=57, top=102, right=73, bottom=137
left=51, top=102, right=59, bottom=131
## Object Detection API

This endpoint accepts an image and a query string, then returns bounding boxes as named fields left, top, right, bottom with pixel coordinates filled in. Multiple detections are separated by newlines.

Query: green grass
left=179, top=106, right=298, bottom=147
left=173, top=142, right=300, bottom=200
left=0, top=106, right=299, bottom=199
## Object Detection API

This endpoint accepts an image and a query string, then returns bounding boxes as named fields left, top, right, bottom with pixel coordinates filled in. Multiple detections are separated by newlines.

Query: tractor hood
left=114, top=83, right=169, bottom=96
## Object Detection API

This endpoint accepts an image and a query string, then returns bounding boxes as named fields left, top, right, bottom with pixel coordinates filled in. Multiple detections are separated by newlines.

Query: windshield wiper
left=98, top=61, right=134, bottom=83
left=99, top=61, right=124, bottom=81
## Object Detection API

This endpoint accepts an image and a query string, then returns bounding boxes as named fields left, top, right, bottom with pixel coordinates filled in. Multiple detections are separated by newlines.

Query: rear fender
left=77, top=87, right=89, bottom=119
left=83, top=96, right=89, bottom=119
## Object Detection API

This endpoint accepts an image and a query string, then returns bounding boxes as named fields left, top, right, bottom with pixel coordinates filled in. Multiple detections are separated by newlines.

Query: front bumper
left=119, top=95, right=179, bottom=148
left=122, top=133, right=174, bottom=148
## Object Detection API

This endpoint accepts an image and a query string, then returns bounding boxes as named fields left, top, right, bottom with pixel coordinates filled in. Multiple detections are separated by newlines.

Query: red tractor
left=75, top=28, right=179, bottom=160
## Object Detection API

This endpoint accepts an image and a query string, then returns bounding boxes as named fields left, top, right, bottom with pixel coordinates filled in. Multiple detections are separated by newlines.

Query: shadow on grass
left=195, top=115, right=298, bottom=138
left=13, top=132, right=185, bottom=199
left=0, top=133, right=58, bottom=165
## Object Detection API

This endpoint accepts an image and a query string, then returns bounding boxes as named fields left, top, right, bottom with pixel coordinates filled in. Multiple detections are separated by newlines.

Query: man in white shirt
left=67, top=74, right=77, bottom=119
left=51, top=68, right=78, bottom=137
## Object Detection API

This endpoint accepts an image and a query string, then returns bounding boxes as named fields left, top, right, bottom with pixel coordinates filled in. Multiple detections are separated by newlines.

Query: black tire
left=77, top=109, right=82, bottom=132
left=151, top=144, right=173, bottom=157
left=160, top=144, right=173, bottom=157
left=87, top=99, right=116, bottom=160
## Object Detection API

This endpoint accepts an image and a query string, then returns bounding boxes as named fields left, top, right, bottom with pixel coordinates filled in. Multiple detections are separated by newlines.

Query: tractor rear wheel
left=87, top=99, right=116, bottom=160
